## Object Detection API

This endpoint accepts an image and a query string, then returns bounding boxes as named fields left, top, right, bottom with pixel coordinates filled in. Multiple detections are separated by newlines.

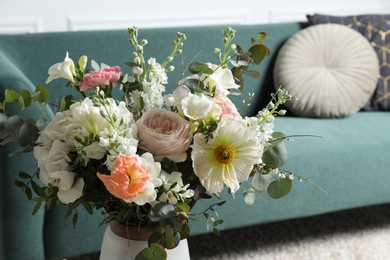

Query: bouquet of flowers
left=0, top=26, right=303, bottom=258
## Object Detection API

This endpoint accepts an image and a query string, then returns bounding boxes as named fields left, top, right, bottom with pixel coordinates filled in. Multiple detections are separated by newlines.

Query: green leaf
left=18, top=171, right=31, bottom=179
left=124, top=61, right=142, bottom=68
left=242, top=70, right=260, bottom=78
left=248, top=44, right=269, bottom=65
left=82, top=202, right=93, bottom=215
left=231, top=67, right=243, bottom=88
left=17, top=122, right=39, bottom=147
left=60, top=95, right=74, bottom=111
left=32, top=200, right=43, bottom=215
left=23, top=186, right=33, bottom=200
left=188, top=62, right=214, bottom=75
left=14, top=180, right=25, bottom=187
left=243, top=188, right=256, bottom=205
left=164, top=226, right=176, bottom=249
left=31, top=181, right=45, bottom=197
left=18, top=89, right=32, bottom=110
left=72, top=212, right=78, bottom=228
left=5, top=89, right=18, bottom=103
left=159, top=204, right=176, bottom=218
left=5, top=115, right=23, bottom=134
left=136, top=243, right=167, bottom=260
left=262, top=141, right=288, bottom=168
left=181, top=78, right=207, bottom=93
left=257, top=32, right=267, bottom=43
left=267, top=178, right=292, bottom=199
left=252, top=172, right=273, bottom=192
left=34, top=85, right=49, bottom=104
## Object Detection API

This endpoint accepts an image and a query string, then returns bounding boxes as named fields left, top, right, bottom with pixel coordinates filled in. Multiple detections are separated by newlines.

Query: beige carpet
left=188, top=203, right=390, bottom=260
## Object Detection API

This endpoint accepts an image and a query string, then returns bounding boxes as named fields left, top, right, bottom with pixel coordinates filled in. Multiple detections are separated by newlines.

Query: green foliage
left=267, top=177, right=292, bottom=199
left=188, top=62, right=214, bottom=75
left=262, top=132, right=288, bottom=168
left=136, top=243, right=167, bottom=260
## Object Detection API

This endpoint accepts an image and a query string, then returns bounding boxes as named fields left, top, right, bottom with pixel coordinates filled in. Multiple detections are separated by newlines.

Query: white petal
left=57, top=178, right=85, bottom=204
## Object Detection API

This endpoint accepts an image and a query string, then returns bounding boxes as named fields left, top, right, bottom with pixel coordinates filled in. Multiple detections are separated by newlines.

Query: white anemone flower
left=191, top=118, right=263, bottom=194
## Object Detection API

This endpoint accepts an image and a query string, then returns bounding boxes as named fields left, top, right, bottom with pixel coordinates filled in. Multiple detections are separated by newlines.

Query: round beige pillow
left=273, top=23, right=379, bottom=118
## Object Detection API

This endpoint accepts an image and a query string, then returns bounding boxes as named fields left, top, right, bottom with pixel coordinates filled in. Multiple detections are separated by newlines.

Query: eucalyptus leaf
left=159, top=204, right=176, bottom=218
left=252, top=172, right=273, bottom=192
left=248, top=44, right=269, bottom=65
left=267, top=178, right=292, bottom=199
left=18, top=89, right=32, bottom=109
left=231, top=67, right=243, bottom=87
left=188, top=62, right=214, bottom=75
left=242, top=70, right=260, bottom=78
left=5, top=115, right=23, bottom=135
left=17, top=122, right=39, bottom=147
left=5, top=89, right=18, bottom=103
left=34, top=85, right=49, bottom=104
left=262, top=140, right=288, bottom=168
left=136, top=243, right=166, bottom=260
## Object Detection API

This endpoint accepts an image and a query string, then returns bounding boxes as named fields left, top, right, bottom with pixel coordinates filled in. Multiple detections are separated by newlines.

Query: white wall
left=0, top=0, right=389, bottom=34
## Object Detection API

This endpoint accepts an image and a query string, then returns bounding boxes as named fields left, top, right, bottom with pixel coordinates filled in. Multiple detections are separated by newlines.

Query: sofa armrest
left=0, top=49, right=47, bottom=260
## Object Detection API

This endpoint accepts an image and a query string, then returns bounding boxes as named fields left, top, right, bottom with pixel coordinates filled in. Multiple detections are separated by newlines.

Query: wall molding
left=0, top=17, right=42, bottom=34
left=67, top=11, right=249, bottom=31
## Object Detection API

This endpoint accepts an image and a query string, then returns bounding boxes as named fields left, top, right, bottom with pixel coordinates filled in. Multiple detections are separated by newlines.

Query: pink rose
left=213, top=96, right=241, bottom=121
left=136, top=109, right=192, bottom=162
left=80, top=66, right=121, bottom=91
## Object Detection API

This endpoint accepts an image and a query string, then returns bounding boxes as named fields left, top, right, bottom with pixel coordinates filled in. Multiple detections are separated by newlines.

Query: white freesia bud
left=230, top=44, right=237, bottom=51
left=77, top=55, right=88, bottom=72
left=214, top=48, right=221, bottom=54
left=134, top=57, right=141, bottom=64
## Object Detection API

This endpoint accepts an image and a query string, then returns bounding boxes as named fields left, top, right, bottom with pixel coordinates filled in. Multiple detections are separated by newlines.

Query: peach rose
left=136, top=109, right=192, bottom=162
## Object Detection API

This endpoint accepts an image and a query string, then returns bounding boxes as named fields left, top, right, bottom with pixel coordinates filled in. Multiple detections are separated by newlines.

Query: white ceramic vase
left=99, top=223, right=190, bottom=260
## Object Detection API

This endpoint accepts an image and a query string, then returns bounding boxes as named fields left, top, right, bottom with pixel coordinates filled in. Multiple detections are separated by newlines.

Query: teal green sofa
left=1, top=22, right=389, bottom=260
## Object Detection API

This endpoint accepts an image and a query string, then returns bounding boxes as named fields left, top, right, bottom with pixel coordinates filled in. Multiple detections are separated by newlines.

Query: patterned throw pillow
left=307, top=14, right=390, bottom=111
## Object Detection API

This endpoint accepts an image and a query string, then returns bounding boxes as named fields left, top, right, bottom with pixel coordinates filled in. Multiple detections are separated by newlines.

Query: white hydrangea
left=34, top=97, right=139, bottom=203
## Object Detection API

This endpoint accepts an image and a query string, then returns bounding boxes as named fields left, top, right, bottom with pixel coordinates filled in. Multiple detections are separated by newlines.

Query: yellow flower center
left=214, top=144, right=234, bottom=164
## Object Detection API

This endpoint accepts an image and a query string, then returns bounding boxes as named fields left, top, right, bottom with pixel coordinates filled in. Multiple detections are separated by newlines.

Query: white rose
left=46, top=52, right=76, bottom=84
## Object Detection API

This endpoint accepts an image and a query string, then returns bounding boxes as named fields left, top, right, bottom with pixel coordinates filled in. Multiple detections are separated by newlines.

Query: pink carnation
left=213, top=96, right=241, bottom=121
left=80, top=66, right=121, bottom=91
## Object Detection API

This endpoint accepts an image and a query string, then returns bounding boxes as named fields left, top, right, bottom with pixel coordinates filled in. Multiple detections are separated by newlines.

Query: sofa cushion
left=273, top=24, right=379, bottom=118
left=307, top=14, right=390, bottom=111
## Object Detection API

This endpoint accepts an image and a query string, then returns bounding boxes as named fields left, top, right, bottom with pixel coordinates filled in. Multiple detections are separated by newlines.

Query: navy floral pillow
left=307, top=14, right=390, bottom=111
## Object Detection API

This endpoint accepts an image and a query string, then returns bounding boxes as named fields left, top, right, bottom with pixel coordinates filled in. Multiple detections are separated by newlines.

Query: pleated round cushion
left=273, top=23, right=379, bottom=118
